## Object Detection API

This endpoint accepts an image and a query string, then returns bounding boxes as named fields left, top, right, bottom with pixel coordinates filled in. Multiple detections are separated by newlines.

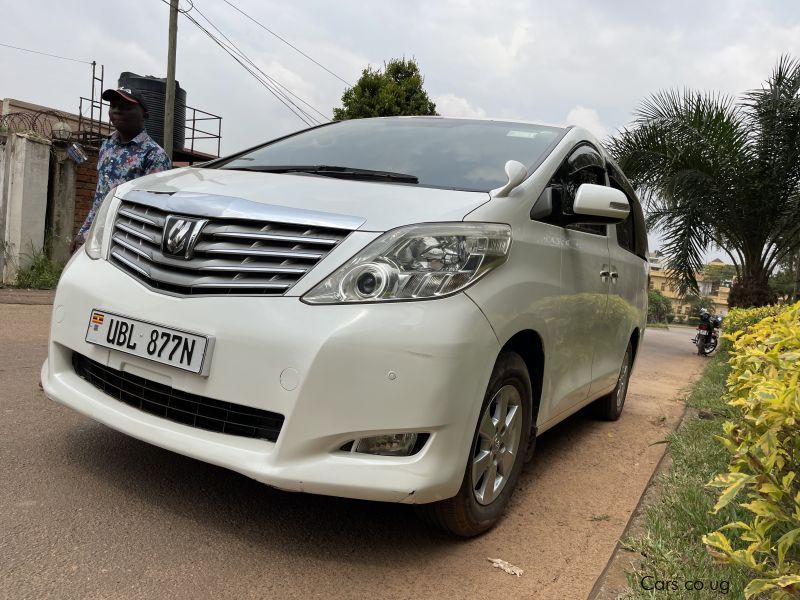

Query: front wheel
left=416, top=351, right=532, bottom=537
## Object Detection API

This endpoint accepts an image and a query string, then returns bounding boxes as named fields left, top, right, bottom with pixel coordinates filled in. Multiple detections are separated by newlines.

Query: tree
left=701, top=262, right=736, bottom=286
left=333, top=58, right=438, bottom=121
left=647, top=288, right=673, bottom=323
left=684, top=293, right=717, bottom=316
left=608, top=56, right=800, bottom=308
left=770, top=252, right=800, bottom=302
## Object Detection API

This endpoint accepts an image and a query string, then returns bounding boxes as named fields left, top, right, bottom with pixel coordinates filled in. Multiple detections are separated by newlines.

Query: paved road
left=1, top=306, right=705, bottom=600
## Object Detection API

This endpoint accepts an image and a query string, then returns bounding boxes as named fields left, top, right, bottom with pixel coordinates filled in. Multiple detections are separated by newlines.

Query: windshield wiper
left=221, top=164, right=418, bottom=184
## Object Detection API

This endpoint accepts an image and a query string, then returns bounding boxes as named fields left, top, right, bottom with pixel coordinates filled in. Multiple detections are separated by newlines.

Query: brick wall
left=73, top=148, right=99, bottom=236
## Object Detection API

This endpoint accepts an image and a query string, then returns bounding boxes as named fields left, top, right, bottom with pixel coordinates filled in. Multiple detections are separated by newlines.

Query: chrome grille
left=109, top=200, right=351, bottom=295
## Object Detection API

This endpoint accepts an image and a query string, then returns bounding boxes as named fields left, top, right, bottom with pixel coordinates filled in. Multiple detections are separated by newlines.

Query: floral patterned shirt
left=78, top=130, right=171, bottom=237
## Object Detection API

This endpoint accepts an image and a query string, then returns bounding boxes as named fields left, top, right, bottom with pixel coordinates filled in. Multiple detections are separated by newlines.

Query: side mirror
left=490, top=160, right=528, bottom=198
left=571, top=184, right=630, bottom=224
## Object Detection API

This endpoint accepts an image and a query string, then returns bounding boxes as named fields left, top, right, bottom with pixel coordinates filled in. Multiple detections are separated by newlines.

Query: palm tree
left=608, top=56, right=800, bottom=307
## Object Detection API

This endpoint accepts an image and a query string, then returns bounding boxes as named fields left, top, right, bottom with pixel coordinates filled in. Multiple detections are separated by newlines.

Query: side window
left=608, top=164, right=648, bottom=259
left=543, top=145, right=607, bottom=235
left=609, top=177, right=635, bottom=253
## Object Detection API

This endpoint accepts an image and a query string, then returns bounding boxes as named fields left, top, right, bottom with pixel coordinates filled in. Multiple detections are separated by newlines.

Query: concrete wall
left=0, top=136, right=8, bottom=277
left=0, top=133, right=52, bottom=283
left=47, top=145, right=76, bottom=263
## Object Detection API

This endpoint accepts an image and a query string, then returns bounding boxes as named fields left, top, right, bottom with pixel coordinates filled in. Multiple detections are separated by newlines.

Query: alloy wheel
left=472, top=384, right=523, bottom=506
left=615, top=355, right=631, bottom=411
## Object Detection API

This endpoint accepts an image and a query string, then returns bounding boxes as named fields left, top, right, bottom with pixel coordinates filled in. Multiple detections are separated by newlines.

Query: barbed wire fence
left=0, top=110, right=75, bottom=141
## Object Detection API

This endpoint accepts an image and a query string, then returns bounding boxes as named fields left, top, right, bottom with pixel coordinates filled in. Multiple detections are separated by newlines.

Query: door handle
left=600, top=269, right=610, bottom=278
left=610, top=272, right=619, bottom=279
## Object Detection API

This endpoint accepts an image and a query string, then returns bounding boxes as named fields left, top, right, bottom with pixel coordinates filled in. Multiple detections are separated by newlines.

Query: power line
left=156, top=0, right=328, bottom=126
left=184, top=14, right=319, bottom=126
left=190, top=3, right=329, bottom=123
left=179, top=7, right=320, bottom=126
left=0, top=42, right=93, bottom=65
left=220, top=0, right=352, bottom=87
left=192, top=4, right=329, bottom=122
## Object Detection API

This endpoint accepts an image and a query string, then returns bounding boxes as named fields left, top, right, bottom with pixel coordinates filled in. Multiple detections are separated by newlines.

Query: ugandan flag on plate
left=91, top=311, right=104, bottom=331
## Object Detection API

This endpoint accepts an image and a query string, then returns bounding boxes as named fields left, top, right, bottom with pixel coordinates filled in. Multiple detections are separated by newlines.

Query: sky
left=2, top=0, right=800, bottom=256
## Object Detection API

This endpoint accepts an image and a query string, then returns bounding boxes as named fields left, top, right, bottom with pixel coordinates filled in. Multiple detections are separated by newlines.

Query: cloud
left=565, top=106, right=609, bottom=140
left=433, top=94, right=487, bottom=118
left=2, top=0, right=799, bottom=156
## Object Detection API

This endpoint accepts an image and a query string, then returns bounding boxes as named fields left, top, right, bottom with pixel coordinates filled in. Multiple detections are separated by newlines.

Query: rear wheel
left=417, top=351, right=532, bottom=537
left=702, top=334, right=717, bottom=355
left=594, top=343, right=633, bottom=421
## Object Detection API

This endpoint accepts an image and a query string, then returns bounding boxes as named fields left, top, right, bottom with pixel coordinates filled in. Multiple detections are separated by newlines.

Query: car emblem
left=162, top=215, right=209, bottom=259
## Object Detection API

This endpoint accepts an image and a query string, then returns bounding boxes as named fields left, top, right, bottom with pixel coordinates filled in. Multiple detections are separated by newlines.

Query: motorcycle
left=693, top=310, right=722, bottom=355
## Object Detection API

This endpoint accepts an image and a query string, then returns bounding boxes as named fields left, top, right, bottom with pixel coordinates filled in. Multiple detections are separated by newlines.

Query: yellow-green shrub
left=721, top=305, right=786, bottom=350
left=703, top=301, right=800, bottom=598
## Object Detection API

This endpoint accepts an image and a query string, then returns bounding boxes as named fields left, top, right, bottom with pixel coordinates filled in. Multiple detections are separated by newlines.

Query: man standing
left=71, top=87, right=171, bottom=251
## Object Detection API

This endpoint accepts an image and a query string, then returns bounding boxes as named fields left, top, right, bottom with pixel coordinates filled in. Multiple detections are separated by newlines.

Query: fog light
left=355, top=433, right=419, bottom=456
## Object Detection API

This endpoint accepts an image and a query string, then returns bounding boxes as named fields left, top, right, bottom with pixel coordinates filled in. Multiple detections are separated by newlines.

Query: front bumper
left=42, top=254, right=500, bottom=503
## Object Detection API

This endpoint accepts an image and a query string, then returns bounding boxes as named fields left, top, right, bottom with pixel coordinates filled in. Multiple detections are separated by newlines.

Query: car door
left=589, top=166, right=649, bottom=396
left=537, top=145, right=611, bottom=418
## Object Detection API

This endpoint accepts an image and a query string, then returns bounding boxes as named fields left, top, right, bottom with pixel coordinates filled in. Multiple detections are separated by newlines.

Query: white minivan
left=42, top=117, right=648, bottom=536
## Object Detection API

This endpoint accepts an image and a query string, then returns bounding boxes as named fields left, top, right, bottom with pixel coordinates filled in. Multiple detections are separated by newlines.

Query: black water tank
left=118, top=72, right=186, bottom=149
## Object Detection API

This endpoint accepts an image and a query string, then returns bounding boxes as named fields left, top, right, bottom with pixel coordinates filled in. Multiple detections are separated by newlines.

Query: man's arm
left=143, top=147, right=172, bottom=175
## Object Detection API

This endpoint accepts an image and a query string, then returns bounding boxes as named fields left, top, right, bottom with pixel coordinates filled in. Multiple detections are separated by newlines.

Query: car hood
left=117, top=167, right=492, bottom=231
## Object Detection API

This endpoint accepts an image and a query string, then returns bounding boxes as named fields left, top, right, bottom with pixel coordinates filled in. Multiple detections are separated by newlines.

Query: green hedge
left=703, top=301, right=800, bottom=598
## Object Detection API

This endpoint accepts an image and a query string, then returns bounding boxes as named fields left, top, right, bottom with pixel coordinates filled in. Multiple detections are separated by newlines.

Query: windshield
left=217, top=118, right=565, bottom=191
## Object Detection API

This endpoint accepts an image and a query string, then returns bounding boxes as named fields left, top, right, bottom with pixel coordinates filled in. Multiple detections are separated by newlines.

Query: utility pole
left=164, top=0, right=179, bottom=160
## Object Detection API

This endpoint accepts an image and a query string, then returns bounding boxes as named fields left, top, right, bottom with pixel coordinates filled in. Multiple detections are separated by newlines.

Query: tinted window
left=217, top=118, right=564, bottom=191
left=609, top=178, right=635, bottom=253
left=559, top=145, right=607, bottom=236
left=608, top=164, right=648, bottom=259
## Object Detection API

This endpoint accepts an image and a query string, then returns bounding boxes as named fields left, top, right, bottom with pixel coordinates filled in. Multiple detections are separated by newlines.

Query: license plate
left=698, top=330, right=707, bottom=336
left=85, top=309, right=212, bottom=374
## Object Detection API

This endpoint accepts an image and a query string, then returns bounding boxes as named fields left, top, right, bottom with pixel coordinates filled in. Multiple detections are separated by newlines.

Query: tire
left=594, top=343, right=633, bottom=421
left=697, top=335, right=705, bottom=355
left=416, top=351, right=532, bottom=537
left=702, top=335, right=718, bottom=355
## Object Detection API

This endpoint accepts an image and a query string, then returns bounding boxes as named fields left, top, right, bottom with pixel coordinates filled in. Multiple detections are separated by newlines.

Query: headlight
left=84, top=188, right=116, bottom=260
left=302, top=223, right=511, bottom=304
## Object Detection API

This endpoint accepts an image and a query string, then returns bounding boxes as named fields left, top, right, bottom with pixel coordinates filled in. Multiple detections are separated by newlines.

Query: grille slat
left=73, top=353, right=284, bottom=442
left=118, top=203, right=167, bottom=228
left=118, top=207, right=160, bottom=227
left=111, top=246, right=295, bottom=291
left=112, top=234, right=153, bottom=259
left=111, top=250, right=150, bottom=277
left=109, top=200, right=351, bottom=296
left=116, top=222, right=159, bottom=244
left=199, top=242, right=324, bottom=261
left=210, top=230, right=340, bottom=246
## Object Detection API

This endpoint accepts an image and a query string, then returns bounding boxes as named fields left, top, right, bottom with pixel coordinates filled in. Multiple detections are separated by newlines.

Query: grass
left=619, top=352, right=752, bottom=599
left=12, top=245, right=65, bottom=289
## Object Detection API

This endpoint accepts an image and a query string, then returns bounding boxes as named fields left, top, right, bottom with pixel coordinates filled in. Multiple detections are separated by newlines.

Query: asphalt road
left=1, top=306, right=705, bottom=600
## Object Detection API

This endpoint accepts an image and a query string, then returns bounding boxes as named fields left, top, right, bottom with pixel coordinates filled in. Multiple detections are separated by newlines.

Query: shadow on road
left=57, top=404, right=601, bottom=556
